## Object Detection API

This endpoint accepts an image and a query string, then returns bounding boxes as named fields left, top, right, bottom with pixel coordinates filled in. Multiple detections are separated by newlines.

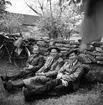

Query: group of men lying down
left=0, top=44, right=93, bottom=101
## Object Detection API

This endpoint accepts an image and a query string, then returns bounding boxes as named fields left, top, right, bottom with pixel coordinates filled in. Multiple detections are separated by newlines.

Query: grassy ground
left=0, top=58, right=103, bottom=105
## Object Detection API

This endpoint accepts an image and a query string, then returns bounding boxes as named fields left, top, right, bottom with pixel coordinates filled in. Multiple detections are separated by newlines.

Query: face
left=69, top=52, right=76, bottom=60
left=32, top=45, right=39, bottom=54
left=50, top=49, right=58, bottom=58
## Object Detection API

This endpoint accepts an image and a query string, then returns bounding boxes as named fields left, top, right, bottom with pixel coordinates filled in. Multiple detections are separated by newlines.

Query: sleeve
left=58, top=59, right=64, bottom=68
left=45, top=71, right=58, bottom=77
left=44, top=56, right=53, bottom=68
left=36, top=66, right=45, bottom=73
left=59, top=62, right=68, bottom=73
left=27, top=57, right=45, bottom=73
left=82, top=64, right=90, bottom=74
left=36, top=56, right=53, bottom=73
left=25, top=55, right=33, bottom=65
left=62, top=66, right=84, bottom=82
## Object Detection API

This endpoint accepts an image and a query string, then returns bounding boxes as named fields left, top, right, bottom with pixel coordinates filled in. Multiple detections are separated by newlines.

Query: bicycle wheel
left=0, top=45, right=5, bottom=59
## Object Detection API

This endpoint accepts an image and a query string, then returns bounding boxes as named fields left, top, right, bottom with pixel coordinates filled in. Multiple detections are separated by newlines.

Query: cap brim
left=48, top=46, right=60, bottom=53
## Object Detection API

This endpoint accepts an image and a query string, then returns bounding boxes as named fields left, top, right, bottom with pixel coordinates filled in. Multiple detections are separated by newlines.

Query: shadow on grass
left=24, top=89, right=76, bottom=103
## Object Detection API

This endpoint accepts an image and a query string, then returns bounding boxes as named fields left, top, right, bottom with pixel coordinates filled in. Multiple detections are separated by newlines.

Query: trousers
left=25, top=79, right=73, bottom=97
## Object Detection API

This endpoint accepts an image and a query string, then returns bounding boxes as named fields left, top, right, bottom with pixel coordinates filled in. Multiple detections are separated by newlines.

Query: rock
left=85, top=67, right=103, bottom=83
left=59, top=47, right=69, bottom=51
left=96, top=56, right=103, bottom=61
left=78, top=53, right=96, bottom=64
left=95, top=47, right=103, bottom=52
left=91, top=42, right=103, bottom=47
left=54, top=40, right=70, bottom=44
left=97, top=61, right=103, bottom=64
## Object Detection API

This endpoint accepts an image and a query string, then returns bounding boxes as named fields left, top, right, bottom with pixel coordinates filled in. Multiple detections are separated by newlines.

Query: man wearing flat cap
left=22, top=49, right=90, bottom=100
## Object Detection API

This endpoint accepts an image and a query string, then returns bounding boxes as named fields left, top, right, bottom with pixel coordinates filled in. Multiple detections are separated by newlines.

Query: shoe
left=22, top=87, right=32, bottom=101
left=3, top=80, right=13, bottom=91
left=1, top=75, right=9, bottom=81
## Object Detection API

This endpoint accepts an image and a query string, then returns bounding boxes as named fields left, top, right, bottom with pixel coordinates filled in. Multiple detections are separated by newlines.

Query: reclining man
left=1, top=44, right=45, bottom=82
left=3, top=47, right=64, bottom=92
left=22, top=49, right=90, bottom=101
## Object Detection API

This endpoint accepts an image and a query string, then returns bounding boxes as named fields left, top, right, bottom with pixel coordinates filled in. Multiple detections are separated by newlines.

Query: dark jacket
left=26, top=54, right=45, bottom=73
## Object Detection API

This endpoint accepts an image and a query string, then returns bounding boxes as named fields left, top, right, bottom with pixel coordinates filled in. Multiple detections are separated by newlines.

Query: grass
left=0, top=58, right=103, bottom=105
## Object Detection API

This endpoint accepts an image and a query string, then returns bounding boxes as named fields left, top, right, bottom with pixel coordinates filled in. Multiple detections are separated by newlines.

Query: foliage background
left=0, top=13, right=24, bottom=33
left=26, top=0, right=83, bottom=39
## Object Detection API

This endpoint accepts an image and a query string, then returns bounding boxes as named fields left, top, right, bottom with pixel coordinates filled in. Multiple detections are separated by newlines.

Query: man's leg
left=22, top=79, right=62, bottom=100
left=1, top=70, right=31, bottom=81
left=3, top=79, right=25, bottom=91
left=23, top=75, right=51, bottom=90
left=48, top=82, right=73, bottom=96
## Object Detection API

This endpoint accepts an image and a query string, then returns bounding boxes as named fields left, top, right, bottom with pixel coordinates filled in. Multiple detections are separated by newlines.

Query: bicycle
left=0, top=33, right=15, bottom=63
left=0, top=33, right=31, bottom=66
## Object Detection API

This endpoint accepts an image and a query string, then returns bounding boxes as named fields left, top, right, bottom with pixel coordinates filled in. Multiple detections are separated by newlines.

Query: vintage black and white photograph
left=0, top=0, right=103, bottom=105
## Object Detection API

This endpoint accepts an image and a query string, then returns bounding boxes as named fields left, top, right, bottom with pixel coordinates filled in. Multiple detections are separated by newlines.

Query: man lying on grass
left=2, top=47, right=64, bottom=93
left=1, top=44, right=45, bottom=81
left=22, top=49, right=90, bottom=101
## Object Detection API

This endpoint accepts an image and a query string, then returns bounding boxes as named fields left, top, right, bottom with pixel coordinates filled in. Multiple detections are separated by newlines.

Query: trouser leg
left=56, top=82, right=73, bottom=92
left=3, top=79, right=25, bottom=91
left=25, top=79, right=62, bottom=96
left=12, top=79, right=25, bottom=88
left=23, top=76, right=51, bottom=90
left=48, top=82, right=73, bottom=96
left=8, top=71, right=31, bottom=80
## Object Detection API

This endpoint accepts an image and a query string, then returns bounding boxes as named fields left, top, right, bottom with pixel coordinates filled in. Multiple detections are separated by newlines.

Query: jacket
left=26, top=54, right=45, bottom=73
left=37, top=55, right=64, bottom=77
left=58, top=58, right=85, bottom=82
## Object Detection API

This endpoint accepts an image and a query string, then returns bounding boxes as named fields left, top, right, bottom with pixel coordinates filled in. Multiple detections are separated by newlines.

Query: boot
left=1, top=75, right=9, bottom=81
left=3, top=80, right=25, bottom=92
left=1, top=74, right=21, bottom=81
left=1, top=70, right=30, bottom=81
left=22, top=87, right=33, bottom=101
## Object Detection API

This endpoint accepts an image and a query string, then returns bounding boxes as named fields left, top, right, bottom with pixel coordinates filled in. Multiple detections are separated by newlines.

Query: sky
left=6, top=0, right=37, bottom=15
left=6, top=0, right=58, bottom=15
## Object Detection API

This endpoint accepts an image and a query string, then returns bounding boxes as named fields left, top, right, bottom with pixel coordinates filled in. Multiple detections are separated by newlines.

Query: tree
left=0, top=0, right=11, bottom=19
left=0, top=0, right=11, bottom=14
left=0, top=13, right=24, bottom=33
left=58, top=0, right=82, bottom=6
left=0, top=0, right=12, bottom=32
left=25, top=0, right=83, bottom=39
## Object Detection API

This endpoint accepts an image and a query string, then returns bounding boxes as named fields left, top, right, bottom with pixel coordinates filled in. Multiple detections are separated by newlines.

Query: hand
left=23, top=65, right=33, bottom=70
left=26, top=65, right=33, bottom=70
left=28, top=65, right=33, bottom=69
left=57, top=73, right=62, bottom=79
left=61, top=79, right=68, bottom=87
left=25, top=63, right=29, bottom=67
